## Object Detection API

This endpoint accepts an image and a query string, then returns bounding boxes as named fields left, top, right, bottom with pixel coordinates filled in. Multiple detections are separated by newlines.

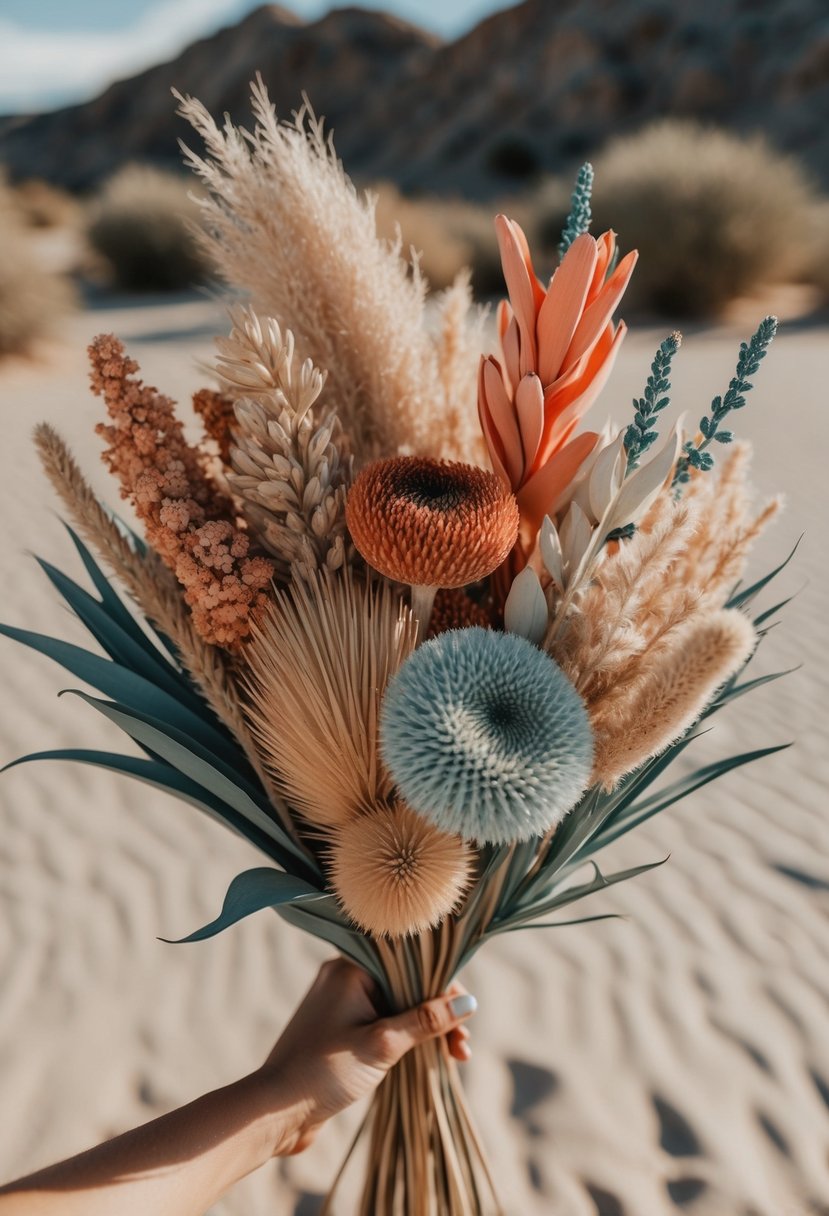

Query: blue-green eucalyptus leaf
left=1, top=749, right=289, bottom=859
left=0, top=624, right=245, bottom=773
left=161, top=868, right=325, bottom=943
left=60, top=690, right=314, bottom=874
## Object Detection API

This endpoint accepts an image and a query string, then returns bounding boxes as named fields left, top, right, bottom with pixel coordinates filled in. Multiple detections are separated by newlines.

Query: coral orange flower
left=478, top=216, right=638, bottom=555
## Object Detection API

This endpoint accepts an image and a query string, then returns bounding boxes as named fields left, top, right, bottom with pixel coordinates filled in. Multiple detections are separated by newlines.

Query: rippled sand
left=0, top=296, right=827, bottom=1215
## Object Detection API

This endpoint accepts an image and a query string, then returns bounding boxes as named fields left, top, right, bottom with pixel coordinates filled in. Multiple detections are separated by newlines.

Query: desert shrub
left=373, top=183, right=518, bottom=297
left=12, top=178, right=80, bottom=229
left=86, top=164, right=211, bottom=291
left=0, top=181, right=76, bottom=357
left=536, top=121, right=816, bottom=317
left=804, top=200, right=829, bottom=303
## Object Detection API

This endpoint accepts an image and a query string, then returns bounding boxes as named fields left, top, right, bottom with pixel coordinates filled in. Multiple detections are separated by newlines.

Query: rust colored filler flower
left=90, top=334, right=274, bottom=648
left=346, top=456, right=518, bottom=633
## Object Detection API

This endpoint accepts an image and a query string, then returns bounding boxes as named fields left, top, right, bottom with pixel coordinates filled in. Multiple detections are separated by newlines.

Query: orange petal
left=588, top=230, right=616, bottom=300
left=477, top=360, right=511, bottom=486
left=535, top=232, right=597, bottom=387
left=510, top=217, right=547, bottom=313
left=564, top=249, right=638, bottom=367
left=482, top=356, right=524, bottom=487
left=501, top=314, right=522, bottom=395
left=516, top=431, right=599, bottom=543
left=515, top=374, right=545, bottom=474
left=497, top=299, right=512, bottom=342
left=542, top=322, right=627, bottom=459
left=495, top=215, right=538, bottom=377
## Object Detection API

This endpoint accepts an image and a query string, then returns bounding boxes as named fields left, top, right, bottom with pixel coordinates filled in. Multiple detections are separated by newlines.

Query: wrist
left=239, top=1070, right=316, bottom=1159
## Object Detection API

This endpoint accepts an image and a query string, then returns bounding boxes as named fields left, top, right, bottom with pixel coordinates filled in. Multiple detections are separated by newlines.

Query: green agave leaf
left=61, top=690, right=315, bottom=875
left=0, top=624, right=246, bottom=774
left=34, top=556, right=195, bottom=706
left=752, top=592, right=800, bottom=629
left=62, top=523, right=198, bottom=674
left=278, top=902, right=389, bottom=995
left=62, top=524, right=164, bottom=661
left=161, top=867, right=325, bottom=944
left=584, top=743, right=792, bottom=855
left=497, top=913, right=624, bottom=933
left=2, top=748, right=287, bottom=861
left=702, top=666, right=798, bottom=717
left=500, top=856, right=668, bottom=930
left=727, top=537, right=801, bottom=611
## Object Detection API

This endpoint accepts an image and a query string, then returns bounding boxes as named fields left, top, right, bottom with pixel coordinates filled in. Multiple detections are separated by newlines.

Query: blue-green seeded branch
left=559, top=162, right=593, bottom=258
left=624, top=332, right=682, bottom=472
left=673, top=315, right=778, bottom=488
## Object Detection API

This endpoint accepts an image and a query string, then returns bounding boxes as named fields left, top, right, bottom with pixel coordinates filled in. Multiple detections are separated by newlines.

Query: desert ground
left=0, top=292, right=827, bottom=1215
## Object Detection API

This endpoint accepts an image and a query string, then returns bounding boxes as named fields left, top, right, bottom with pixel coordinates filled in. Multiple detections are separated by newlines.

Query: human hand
left=254, top=958, right=477, bottom=1155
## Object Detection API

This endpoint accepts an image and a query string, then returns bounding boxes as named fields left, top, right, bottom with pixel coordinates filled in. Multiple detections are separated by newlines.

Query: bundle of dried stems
left=5, top=79, right=792, bottom=1216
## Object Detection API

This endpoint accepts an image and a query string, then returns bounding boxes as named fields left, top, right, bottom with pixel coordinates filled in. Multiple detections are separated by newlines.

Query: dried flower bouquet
left=3, top=81, right=794, bottom=1215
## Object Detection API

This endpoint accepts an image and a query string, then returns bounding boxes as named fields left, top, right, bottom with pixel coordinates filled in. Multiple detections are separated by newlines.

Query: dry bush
left=12, top=178, right=80, bottom=229
left=86, top=164, right=212, bottom=291
left=805, top=200, right=829, bottom=303
left=0, top=180, right=76, bottom=356
left=373, top=183, right=504, bottom=296
left=535, top=122, right=816, bottom=317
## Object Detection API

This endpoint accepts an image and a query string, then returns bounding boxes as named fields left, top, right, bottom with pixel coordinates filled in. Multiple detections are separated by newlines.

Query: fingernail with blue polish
left=450, top=993, right=478, bottom=1018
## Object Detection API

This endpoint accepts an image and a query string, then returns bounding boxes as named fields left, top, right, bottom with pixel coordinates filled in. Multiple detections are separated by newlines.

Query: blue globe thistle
left=379, top=627, right=594, bottom=844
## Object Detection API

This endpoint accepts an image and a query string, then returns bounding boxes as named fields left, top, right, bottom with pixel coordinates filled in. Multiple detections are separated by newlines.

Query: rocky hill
left=1, top=0, right=827, bottom=196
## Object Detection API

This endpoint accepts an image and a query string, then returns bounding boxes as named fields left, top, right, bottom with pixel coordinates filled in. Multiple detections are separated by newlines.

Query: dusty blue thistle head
left=379, top=627, right=594, bottom=844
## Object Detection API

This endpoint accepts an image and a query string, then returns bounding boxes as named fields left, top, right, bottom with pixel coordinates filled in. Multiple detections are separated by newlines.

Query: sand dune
left=0, top=296, right=827, bottom=1215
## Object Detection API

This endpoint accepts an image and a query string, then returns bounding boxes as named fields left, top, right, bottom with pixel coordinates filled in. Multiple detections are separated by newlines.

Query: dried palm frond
left=221, top=307, right=351, bottom=581
left=244, top=572, right=418, bottom=828
left=590, top=608, right=756, bottom=790
left=176, top=79, right=475, bottom=463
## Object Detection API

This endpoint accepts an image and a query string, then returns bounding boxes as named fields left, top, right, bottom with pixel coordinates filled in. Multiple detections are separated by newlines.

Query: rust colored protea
left=346, top=456, right=518, bottom=632
left=330, top=802, right=473, bottom=938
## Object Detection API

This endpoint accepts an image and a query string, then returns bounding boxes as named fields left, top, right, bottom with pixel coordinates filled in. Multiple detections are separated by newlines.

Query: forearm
left=0, top=1072, right=292, bottom=1216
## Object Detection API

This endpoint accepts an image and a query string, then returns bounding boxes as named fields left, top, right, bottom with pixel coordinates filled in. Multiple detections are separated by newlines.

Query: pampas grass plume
left=591, top=608, right=756, bottom=790
left=331, top=803, right=473, bottom=938
left=381, top=627, right=594, bottom=844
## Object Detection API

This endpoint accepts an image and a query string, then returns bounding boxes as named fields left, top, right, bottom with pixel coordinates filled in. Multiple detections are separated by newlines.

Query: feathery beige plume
left=243, top=572, right=418, bottom=828
left=32, top=423, right=297, bottom=835
left=220, top=306, right=351, bottom=581
left=432, top=271, right=487, bottom=464
left=550, top=494, right=697, bottom=701
left=681, top=443, right=782, bottom=609
left=175, top=79, right=477, bottom=463
left=330, top=802, right=473, bottom=938
left=590, top=608, right=756, bottom=790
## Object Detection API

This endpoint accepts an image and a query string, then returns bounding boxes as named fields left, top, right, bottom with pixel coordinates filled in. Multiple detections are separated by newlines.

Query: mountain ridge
left=1, top=0, right=827, bottom=196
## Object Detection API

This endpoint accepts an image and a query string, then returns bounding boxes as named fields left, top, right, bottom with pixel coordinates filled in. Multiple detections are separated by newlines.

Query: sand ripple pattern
left=0, top=306, right=827, bottom=1214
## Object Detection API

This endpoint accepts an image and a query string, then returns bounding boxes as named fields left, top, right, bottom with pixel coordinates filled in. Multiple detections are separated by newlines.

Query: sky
left=0, top=0, right=516, bottom=113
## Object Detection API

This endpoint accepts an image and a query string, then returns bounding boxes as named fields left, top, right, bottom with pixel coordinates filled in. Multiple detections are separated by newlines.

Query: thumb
left=376, top=992, right=477, bottom=1064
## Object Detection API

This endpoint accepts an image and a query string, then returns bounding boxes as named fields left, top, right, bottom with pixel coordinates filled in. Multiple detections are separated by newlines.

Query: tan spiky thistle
left=330, top=803, right=473, bottom=938
left=219, top=306, right=351, bottom=582
left=590, top=608, right=756, bottom=790
left=243, top=572, right=417, bottom=828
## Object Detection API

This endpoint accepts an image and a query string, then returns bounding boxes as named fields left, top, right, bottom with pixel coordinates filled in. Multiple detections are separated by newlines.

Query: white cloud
left=0, top=0, right=245, bottom=112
